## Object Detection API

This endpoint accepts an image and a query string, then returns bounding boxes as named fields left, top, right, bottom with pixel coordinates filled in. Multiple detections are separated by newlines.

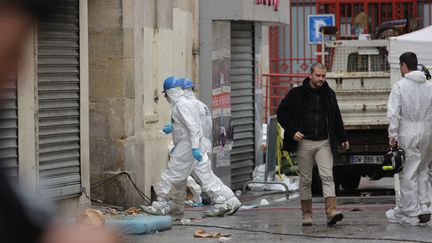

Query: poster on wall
left=212, top=58, right=232, bottom=168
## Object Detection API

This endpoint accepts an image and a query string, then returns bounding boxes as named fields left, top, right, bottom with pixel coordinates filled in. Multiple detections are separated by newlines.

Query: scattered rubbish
left=179, top=218, right=191, bottom=224
left=108, top=208, right=119, bottom=215
left=274, top=193, right=299, bottom=203
left=193, top=229, right=231, bottom=238
left=239, top=204, right=258, bottom=210
left=248, top=164, right=299, bottom=192
left=235, top=190, right=242, bottom=197
left=125, top=207, right=141, bottom=215
left=248, top=165, right=266, bottom=190
left=218, top=236, right=232, bottom=242
left=351, top=208, right=362, bottom=212
left=174, top=217, right=201, bottom=223
left=75, top=209, right=106, bottom=228
left=259, top=199, right=270, bottom=206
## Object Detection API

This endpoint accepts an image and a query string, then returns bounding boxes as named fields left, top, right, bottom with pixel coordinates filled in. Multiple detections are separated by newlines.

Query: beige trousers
left=296, top=139, right=336, bottom=200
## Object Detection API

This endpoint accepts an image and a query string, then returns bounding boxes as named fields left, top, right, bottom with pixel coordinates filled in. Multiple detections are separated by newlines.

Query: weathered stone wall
left=89, top=0, right=197, bottom=207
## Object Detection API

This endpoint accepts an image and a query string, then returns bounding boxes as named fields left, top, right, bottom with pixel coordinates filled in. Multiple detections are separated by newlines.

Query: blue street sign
left=308, top=14, right=335, bottom=44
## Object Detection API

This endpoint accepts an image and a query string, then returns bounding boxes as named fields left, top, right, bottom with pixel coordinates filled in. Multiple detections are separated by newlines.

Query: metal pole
left=321, top=29, right=325, bottom=66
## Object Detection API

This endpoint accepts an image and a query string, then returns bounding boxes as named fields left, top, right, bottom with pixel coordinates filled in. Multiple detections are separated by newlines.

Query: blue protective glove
left=162, top=123, right=173, bottom=134
left=192, top=148, right=203, bottom=162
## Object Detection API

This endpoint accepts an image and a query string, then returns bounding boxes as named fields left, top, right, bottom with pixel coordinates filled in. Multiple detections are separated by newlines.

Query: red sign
left=256, top=0, right=279, bottom=11
left=212, top=93, right=231, bottom=109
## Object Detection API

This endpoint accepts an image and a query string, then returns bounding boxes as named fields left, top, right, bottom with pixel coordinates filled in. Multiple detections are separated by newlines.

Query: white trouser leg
left=418, top=134, right=432, bottom=212
left=398, top=135, right=421, bottom=217
left=187, top=176, right=202, bottom=204
left=153, top=141, right=196, bottom=209
left=194, top=153, right=236, bottom=204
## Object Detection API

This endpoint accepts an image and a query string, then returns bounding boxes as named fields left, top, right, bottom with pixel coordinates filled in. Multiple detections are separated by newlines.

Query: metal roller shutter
left=0, top=79, right=18, bottom=180
left=37, top=0, right=82, bottom=199
left=230, top=22, right=255, bottom=190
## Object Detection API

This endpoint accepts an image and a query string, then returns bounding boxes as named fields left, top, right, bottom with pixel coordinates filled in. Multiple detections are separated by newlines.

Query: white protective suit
left=151, top=87, right=204, bottom=214
left=184, top=89, right=241, bottom=214
left=387, top=70, right=432, bottom=223
left=168, top=140, right=203, bottom=204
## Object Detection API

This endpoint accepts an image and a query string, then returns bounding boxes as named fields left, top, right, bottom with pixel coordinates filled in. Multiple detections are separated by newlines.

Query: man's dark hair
left=399, top=52, right=418, bottom=71
left=310, top=62, right=326, bottom=73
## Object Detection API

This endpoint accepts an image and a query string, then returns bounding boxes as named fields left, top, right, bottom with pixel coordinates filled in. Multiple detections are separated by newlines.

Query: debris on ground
left=218, top=236, right=232, bottom=242
left=125, top=207, right=141, bottom=215
left=259, top=199, right=270, bottom=206
left=179, top=218, right=191, bottom=224
left=173, top=217, right=203, bottom=224
left=107, top=208, right=119, bottom=215
left=75, top=209, right=106, bottom=228
left=248, top=164, right=299, bottom=192
left=193, top=229, right=231, bottom=238
left=351, top=207, right=363, bottom=212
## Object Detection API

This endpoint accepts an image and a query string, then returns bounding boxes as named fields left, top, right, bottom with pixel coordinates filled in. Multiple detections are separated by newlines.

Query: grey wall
left=199, top=0, right=290, bottom=24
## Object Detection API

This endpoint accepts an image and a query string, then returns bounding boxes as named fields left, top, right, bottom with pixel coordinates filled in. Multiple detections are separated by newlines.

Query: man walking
left=277, top=62, right=349, bottom=226
left=386, top=52, right=432, bottom=225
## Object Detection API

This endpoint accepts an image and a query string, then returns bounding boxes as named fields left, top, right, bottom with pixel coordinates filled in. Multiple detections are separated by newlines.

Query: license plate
left=350, top=155, right=384, bottom=164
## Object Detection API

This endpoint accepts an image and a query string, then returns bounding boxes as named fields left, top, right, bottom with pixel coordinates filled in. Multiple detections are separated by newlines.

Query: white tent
left=388, top=25, right=432, bottom=68
left=388, top=26, right=432, bottom=85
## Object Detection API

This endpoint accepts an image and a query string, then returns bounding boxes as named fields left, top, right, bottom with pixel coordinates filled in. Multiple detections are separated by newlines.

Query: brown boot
left=325, top=197, right=343, bottom=226
left=301, top=200, right=312, bottom=226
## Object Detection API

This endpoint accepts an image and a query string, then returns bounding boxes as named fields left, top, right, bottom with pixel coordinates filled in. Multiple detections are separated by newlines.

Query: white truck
left=312, top=39, right=391, bottom=192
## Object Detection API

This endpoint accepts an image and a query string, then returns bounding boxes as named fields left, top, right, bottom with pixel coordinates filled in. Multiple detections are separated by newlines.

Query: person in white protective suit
left=141, top=76, right=204, bottom=215
left=141, top=76, right=241, bottom=216
left=386, top=52, right=432, bottom=226
left=181, top=78, right=241, bottom=217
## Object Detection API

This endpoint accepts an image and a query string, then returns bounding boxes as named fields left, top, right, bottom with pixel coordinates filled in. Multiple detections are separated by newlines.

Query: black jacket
left=276, top=77, right=347, bottom=153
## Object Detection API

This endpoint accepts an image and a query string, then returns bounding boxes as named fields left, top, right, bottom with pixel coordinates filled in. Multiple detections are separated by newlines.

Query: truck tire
left=340, top=173, right=361, bottom=191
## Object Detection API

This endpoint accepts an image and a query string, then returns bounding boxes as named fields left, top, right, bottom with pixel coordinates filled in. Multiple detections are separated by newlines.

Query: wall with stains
left=89, top=0, right=198, bottom=206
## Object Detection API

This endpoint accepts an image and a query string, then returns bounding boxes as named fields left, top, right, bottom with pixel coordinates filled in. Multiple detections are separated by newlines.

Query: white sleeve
left=387, top=83, right=401, bottom=140
left=176, top=102, right=202, bottom=149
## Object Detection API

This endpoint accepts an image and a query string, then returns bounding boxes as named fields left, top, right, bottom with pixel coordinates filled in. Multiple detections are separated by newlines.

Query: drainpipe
left=192, top=0, right=200, bottom=88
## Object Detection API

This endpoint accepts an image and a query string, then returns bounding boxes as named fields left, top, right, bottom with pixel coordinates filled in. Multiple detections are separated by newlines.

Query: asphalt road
left=130, top=177, right=432, bottom=243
